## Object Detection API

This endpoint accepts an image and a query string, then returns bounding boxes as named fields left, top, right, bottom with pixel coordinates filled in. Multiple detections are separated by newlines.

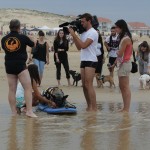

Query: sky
left=0, top=0, right=150, bottom=25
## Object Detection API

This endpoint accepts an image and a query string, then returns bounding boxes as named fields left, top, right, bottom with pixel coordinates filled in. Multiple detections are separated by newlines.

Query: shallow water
left=1, top=101, right=150, bottom=150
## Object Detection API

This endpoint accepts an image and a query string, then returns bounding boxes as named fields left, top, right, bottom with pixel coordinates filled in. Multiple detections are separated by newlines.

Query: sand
left=0, top=34, right=150, bottom=108
left=0, top=8, right=150, bottom=109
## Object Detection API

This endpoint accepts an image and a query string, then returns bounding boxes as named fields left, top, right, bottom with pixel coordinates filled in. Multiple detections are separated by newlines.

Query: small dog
left=42, top=87, right=68, bottom=107
left=69, top=70, right=81, bottom=86
left=139, top=74, right=150, bottom=89
left=96, top=64, right=115, bottom=88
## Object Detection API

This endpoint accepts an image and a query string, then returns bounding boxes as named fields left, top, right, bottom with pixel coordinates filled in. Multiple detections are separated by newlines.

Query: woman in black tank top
left=28, top=30, right=49, bottom=84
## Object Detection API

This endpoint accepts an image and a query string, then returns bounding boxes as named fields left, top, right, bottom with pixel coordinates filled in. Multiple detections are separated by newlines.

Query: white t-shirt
left=105, top=35, right=119, bottom=57
left=80, top=28, right=98, bottom=62
left=95, top=43, right=102, bottom=56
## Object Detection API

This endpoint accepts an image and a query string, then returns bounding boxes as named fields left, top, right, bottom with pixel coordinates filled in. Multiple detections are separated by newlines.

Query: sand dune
left=0, top=8, right=73, bottom=31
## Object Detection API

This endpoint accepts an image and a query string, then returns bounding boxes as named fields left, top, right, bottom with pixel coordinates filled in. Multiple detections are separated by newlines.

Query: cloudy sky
left=1, top=0, right=150, bottom=25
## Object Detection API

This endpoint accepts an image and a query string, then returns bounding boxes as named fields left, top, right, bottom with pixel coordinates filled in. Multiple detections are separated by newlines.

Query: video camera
left=59, top=15, right=99, bottom=34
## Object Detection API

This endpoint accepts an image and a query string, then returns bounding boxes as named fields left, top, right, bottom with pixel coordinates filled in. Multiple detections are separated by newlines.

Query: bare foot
left=12, top=113, right=18, bottom=117
left=26, top=111, right=37, bottom=118
left=86, top=107, right=97, bottom=112
left=16, top=107, right=21, bottom=115
left=118, top=109, right=129, bottom=113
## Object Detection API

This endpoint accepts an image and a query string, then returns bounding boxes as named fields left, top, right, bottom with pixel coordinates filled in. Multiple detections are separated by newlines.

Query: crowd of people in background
left=1, top=12, right=150, bottom=117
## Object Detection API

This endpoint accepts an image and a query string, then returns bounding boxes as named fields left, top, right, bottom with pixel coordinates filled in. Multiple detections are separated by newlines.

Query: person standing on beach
left=1, top=19, right=37, bottom=117
left=28, top=30, right=49, bottom=84
left=53, top=29, right=71, bottom=86
left=112, top=19, right=133, bottom=112
left=69, top=13, right=98, bottom=111
left=104, top=26, right=119, bottom=68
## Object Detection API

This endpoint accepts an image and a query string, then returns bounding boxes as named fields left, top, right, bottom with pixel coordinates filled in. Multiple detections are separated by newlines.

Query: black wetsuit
left=1, top=31, right=34, bottom=75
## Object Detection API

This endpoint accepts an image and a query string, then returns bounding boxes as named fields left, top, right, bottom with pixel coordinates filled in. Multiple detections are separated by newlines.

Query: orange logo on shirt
left=5, top=37, right=21, bottom=52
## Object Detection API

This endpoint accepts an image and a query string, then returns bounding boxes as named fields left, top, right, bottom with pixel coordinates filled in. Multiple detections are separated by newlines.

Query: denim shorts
left=118, top=61, right=132, bottom=77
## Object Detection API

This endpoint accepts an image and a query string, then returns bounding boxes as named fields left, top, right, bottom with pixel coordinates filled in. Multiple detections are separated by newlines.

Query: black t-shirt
left=1, top=31, right=34, bottom=65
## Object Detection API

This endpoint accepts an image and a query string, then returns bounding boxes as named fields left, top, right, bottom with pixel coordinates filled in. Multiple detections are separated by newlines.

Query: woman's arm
left=27, top=47, right=33, bottom=64
left=32, top=80, right=56, bottom=107
left=147, top=53, right=150, bottom=74
left=53, top=40, right=60, bottom=63
left=46, top=42, right=49, bottom=64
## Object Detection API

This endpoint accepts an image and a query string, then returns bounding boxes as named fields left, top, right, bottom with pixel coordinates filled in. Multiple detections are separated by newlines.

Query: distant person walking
left=104, top=26, right=119, bottom=67
left=53, top=29, right=71, bottom=86
left=1, top=19, right=37, bottom=117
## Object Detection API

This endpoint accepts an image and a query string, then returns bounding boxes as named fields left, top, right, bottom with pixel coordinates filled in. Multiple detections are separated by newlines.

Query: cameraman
left=68, top=13, right=98, bottom=112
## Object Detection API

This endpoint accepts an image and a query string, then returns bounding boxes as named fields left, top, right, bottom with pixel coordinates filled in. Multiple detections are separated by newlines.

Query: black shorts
left=80, top=61, right=97, bottom=69
left=109, top=57, right=117, bottom=66
left=5, top=62, right=27, bottom=75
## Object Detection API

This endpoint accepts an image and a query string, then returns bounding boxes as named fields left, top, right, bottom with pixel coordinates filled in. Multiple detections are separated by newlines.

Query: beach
left=1, top=39, right=150, bottom=149
left=0, top=8, right=150, bottom=149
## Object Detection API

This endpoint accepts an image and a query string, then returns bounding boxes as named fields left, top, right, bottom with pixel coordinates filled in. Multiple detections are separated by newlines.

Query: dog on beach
left=139, top=74, right=150, bottom=89
left=69, top=70, right=81, bottom=86
left=96, top=64, right=115, bottom=88
left=42, top=87, right=68, bottom=107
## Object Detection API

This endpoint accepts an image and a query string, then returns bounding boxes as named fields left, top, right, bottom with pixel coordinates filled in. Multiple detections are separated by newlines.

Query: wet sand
left=0, top=51, right=150, bottom=150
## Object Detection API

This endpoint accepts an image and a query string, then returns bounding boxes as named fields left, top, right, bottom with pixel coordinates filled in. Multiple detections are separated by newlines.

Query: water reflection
left=7, top=117, right=38, bottom=150
left=80, top=113, right=97, bottom=150
left=117, top=113, right=132, bottom=150
left=2, top=101, right=150, bottom=150
left=7, top=117, right=18, bottom=150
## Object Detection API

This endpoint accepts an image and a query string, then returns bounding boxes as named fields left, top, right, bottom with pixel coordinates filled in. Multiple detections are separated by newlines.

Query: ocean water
left=1, top=101, right=150, bottom=150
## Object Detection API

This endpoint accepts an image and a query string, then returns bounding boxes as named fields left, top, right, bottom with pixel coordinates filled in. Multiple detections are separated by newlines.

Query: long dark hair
left=139, top=41, right=150, bottom=56
left=115, top=19, right=132, bottom=43
left=97, top=29, right=104, bottom=54
left=55, top=29, right=67, bottom=43
left=28, top=64, right=41, bottom=86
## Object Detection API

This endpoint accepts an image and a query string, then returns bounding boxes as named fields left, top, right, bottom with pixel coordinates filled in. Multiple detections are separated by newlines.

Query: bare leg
left=84, top=67, right=97, bottom=111
left=81, top=68, right=97, bottom=111
left=119, top=76, right=131, bottom=112
left=57, top=80, right=61, bottom=86
left=7, top=74, right=18, bottom=116
left=67, top=78, right=71, bottom=86
left=18, top=69, right=37, bottom=117
left=81, top=68, right=91, bottom=110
